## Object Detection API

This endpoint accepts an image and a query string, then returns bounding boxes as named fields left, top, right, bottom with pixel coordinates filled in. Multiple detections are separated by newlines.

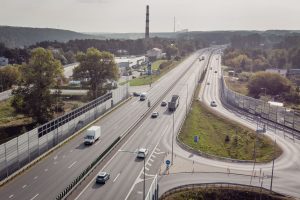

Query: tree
left=248, top=72, right=291, bottom=98
left=0, top=65, right=21, bottom=91
left=267, top=49, right=288, bottom=68
left=165, top=44, right=178, bottom=60
left=11, top=48, right=63, bottom=123
left=73, top=48, right=119, bottom=99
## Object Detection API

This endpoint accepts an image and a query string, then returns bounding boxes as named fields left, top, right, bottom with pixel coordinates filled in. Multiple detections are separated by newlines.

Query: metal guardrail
left=0, top=85, right=129, bottom=181
left=57, top=52, right=206, bottom=200
left=220, top=76, right=300, bottom=138
left=159, top=182, right=288, bottom=200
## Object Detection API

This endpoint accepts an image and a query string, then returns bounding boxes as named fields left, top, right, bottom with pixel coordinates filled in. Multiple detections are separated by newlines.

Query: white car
left=151, top=112, right=159, bottom=118
left=137, top=148, right=149, bottom=158
left=210, top=101, right=217, bottom=107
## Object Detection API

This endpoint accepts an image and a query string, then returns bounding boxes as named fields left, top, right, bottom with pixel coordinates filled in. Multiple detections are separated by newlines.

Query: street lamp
left=171, top=111, right=175, bottom=165
left=261, top=88, right=267, bottom=96
left=119, top=149, right=146, bottom=199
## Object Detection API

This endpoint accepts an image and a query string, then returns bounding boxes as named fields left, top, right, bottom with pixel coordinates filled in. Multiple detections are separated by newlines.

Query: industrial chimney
left=145, top=5, right=149, bottom=39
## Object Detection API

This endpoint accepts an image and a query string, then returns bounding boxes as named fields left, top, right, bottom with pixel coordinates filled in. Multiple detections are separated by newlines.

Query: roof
left=268, top=101, right=283, bottom=107
left=171, top=95, right=179, bottom=102
left=138, top=148, right=147, bottom=153
left=98, top=172, right=108, bottom=177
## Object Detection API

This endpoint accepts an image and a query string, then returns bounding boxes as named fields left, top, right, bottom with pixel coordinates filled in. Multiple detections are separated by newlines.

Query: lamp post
left=270, top=139, right=276, bottom=192
left=171, top=111, right=175, bottom=165
left=186, top=84, right=188, bottom=116
left=261, top=87, right=267, bottom=96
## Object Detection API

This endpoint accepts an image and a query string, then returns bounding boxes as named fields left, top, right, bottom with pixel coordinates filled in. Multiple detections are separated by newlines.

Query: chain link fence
left=221, top=77, right=300, bottom=133
left=0, top=84, right=129, bottom=181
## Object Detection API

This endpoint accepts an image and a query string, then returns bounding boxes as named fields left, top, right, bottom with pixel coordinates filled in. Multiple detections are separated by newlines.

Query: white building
left=146, top=48, right=163, bottom=60
left=265, top=68, right=287, bottom=77
left=0, top=57, right=8, bottom=66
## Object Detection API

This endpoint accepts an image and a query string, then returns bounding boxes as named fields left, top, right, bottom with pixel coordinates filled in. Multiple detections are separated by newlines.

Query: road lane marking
left=9, top=194, right=14, bottom=198
left=70, top=150, right=73, bottom=153
left=62, top=155, right=66, bottom=158
left=30, top=194, right=39, bottom=200
left=54, top=161, right=57, bottom=165
left=146, top=163, right=152, bottom=167
left=22, top=184, right=27, bottom=189
left=34, top=176, right=38, bottom=180
left=124, top=124, right=170, bottom=200
left=44, top=168, right=48, bottom=172
left=113, top=173, right=120, bottom=182
left=75, top=115, right=161, bottom=200
left=151, top=155, right=156, bottom=158
left=68, top=161, right=77, bottom=169
left=145, top=167, right=150, bottom=171
left=53, top=155, right=58, bottom=160
left=149, top=158, right=154, bottom=162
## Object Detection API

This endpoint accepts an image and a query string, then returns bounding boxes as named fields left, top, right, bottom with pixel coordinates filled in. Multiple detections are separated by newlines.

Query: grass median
left=178, top=87, right=282, bottom=162
left=129, top=59, right=180, bottom=86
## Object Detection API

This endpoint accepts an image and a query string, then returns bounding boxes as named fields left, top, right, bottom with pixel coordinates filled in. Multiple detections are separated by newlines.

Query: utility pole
left=171, top=111, right=175, bottom=165
left=143, top=157, right=146, bottom=200
left=270, top=139, right=276, bottom=192
left=173, top=16, right=176, bottom=32
left=186, top=84, right=188, bottom=116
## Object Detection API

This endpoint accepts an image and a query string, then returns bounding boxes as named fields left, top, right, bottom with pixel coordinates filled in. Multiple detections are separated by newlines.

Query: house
left=0, top=57, right=8, bottom=66
left=146, top=48, right=163, bottom=61
left=265, top=68, right=287, bottom=77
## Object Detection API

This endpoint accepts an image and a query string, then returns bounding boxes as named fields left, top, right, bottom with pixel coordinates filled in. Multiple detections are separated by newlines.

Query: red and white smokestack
left=145, top=5, right=149, bottom=39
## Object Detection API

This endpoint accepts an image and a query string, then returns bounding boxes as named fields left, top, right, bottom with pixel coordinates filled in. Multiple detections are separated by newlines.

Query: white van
left=140, top=92, right=147, bottom=101
left=84, top=126, right=101, bottom=145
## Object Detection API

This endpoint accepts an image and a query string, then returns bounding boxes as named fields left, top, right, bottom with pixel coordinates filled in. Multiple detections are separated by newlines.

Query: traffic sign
left=166, top=160, right=171, bottom=165
left=194, top=135, right=199, bottom=143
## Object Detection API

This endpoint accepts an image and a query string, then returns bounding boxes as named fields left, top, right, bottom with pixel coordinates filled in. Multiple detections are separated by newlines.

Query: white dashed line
left=30, top=193, right=39, bottom=200
left=145, top=166, right=150, bottom=171
left=149, top=158, right=154, bottom=162
left=68, top=161, right=77, bottom=169
left=53, top=155, right=58, bottom=160
left=44, top=168, right=48, bottom=172
left=151, top=155, right=156, bottom=158
left=9, top=194, right=14, bottom=199
left=113, top=173, right=120, bottom=182
left=22, top=184, right=27, bottom=189
left=146, top=163, right=152, bottom=167
left=34, top=176, right=38, bottom=180
left=54, top=161, right=57, bottom=165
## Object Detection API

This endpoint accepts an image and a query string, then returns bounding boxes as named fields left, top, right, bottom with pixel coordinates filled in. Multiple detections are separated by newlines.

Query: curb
left=0, top=96, right=132, bottom=187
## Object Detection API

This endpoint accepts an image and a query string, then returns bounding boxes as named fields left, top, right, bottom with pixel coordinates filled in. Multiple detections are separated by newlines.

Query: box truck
left=84, top=126, right=101, bottom=145
left=168, top=95, right=180, bottom=112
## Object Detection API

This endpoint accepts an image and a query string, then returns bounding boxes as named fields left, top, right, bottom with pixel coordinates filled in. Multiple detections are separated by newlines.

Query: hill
left=0, top=26, right=104, bottom=48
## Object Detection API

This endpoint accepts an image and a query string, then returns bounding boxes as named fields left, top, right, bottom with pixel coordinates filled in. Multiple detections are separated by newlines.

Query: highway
left=73, top=48, right=208, bottom=200
left=157, top=52, right=300, bottom=198
left=0, top=50, right=206, bottom=200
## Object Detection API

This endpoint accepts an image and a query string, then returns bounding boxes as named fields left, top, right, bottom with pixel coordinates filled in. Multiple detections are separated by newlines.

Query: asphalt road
left=157, top=52, right=300, bottom=198
left=0, top=50, right=207, bottom=200
left=72, top=50, right=210, bottom=200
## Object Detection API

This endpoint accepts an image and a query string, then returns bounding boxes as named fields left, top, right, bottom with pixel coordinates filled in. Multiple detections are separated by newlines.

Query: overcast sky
left=1, top=0, right=299, bottom=33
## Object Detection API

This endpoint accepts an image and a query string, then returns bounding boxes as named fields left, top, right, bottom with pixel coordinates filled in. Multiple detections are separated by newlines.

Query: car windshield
left=85, top=135, right=94, bottom=139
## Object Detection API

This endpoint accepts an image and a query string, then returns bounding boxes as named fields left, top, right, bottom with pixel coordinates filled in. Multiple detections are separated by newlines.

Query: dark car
left=214, top=71, right=217, bottom=73
left=96, top=172, right=110, bottom=184
left=161, top=101, right=167, bottom=107
left=133, top=92, right=140, bottom=97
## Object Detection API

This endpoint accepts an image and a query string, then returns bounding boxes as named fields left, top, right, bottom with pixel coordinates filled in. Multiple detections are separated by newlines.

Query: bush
left=159, top=61, right=173, bottom=70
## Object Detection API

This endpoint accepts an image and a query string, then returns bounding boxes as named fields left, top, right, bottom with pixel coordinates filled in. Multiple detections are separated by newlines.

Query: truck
left=168, top=95, right=180, bottom=112
left=140, top=92, right=147, bottom=101
left=84, top=126, right=101, bottom=145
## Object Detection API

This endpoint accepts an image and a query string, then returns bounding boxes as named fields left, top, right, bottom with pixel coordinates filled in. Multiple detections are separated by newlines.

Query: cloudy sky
left=1, top=0, right=299, bottom=33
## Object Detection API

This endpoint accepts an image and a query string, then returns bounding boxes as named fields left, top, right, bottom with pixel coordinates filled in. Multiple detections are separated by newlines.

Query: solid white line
left=22, top=184, right=27, bottom=189
left=113, top=173, right=120, bottom=182
left=74, top=113, right=155, bottom=200
left=30, top=193, right=39, bottom=200
left=68, top=161, right=77, bottom=169
left=124, top=124, right=170, bottom=200
left=9, top=194, right=14, bottom=198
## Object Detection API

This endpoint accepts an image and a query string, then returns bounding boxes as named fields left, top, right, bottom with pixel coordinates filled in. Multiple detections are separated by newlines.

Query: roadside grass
left=178, top=87, right=282, bottom=162
left=129, top=59, right=179, bottom=86
left=224, top=77, right=248, bottom=96
left=161, top=187, right=292, bottom=200
left=0, top=99, right=32, bottom=127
